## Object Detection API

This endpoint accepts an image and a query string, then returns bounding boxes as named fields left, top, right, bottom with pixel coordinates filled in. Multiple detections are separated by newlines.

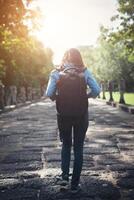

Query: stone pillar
left=27, top=86, right=33, bottom=101
left=17, top=87, right=26, bottom=103
left=5, top=86, right=12, bottom=106
left=32, top=88, right=36, bottom=100
left=0, top=82, right=5, bottom=110
left=101, top=81, right=106, bottom=99
left=108, top=81, right=114, bottom=102
left=10, top=85, right=17, bottom=105
left=37, top=88, right=41, bottom=99
left=40, top=85, right=45, bottom=97
left=119, top=79, right=126, bottom=104
left=22, top=87, right=26, bottom=103
left=32, top=88, right=41, bottom=100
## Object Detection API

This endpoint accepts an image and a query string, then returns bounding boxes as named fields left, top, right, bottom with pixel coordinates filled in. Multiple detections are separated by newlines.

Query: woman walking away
left=46, top=48, right=101, bottom=193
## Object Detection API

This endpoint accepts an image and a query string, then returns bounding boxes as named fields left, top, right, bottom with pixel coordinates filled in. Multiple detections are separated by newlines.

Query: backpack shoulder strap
left=63, top=67, right=87, bottom=73
left=63, top=67, right=77, bottom=73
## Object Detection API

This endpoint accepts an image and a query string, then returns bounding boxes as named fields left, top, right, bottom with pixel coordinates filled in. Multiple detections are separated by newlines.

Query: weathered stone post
left=40, top=85, right=44, bottom=97
left=27, top=86, right=33, bottom=101
left=37, top=87, right=41, bottom=99
left=32, top=88, right=36, bottom=100
left=119, top=79, right=126, bottom=104
left=0, top=82, right=5, bottom=110
left=21, top=87, right=26, bottom=103
left=108, top=80, right=114, bottom=102
left=5, top=86, right=11, bottom=106
left=17, top=87, right=26, bottom=103
left=101, top=81, right=106, bottom=99
left=32, top=88, right=41, bottom=100
left=10, top=85, right=17, bottom=105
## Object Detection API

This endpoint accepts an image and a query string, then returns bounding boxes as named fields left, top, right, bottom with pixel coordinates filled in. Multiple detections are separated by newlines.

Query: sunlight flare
left=31, top=0, right=117, bottom=64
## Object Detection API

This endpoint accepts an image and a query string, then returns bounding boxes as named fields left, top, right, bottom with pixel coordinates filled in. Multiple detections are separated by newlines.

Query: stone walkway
left=0, top=99, right=134, bottom=200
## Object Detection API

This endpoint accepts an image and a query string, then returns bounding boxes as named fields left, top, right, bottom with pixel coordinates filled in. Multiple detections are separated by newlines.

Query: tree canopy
left=0, top=0, right=53, bottom=88
left=79, top=0, right=134, bottom=92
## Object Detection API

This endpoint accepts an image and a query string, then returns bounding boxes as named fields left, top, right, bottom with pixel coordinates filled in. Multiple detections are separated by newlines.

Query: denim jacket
left=45, top=65, right=101, bottom=99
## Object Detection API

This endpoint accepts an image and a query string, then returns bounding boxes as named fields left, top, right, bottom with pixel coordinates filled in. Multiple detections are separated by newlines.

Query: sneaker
left=60, top=184, right=69, bottom=192
left=56, top=174, right=69, bottom=183
left=71, top=184, right=81, bottom=194
left=60, top=179, right=69, bottom=192
left=59, top=179, right=69, bottom=186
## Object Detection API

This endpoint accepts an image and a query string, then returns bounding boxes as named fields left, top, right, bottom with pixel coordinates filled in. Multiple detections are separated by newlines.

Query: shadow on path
left=0, top=99, right=134, bottom=200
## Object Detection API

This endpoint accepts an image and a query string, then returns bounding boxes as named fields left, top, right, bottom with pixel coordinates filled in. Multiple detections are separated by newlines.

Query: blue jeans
left=57, top=111, right=89, bottom=187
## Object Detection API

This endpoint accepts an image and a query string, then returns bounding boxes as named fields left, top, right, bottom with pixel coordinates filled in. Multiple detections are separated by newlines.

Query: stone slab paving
left=0, top=98, right=134, bottom=200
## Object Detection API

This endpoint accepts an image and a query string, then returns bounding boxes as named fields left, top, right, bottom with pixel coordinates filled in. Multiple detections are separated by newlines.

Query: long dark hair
left=60, top=48, right=85, bottom=69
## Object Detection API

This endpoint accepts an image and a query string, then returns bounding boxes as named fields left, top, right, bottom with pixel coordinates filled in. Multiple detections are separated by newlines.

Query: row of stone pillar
left=0, top=84, right=43, bottom=110
left=0, top=80, right=126, bottom=110
left=100, top=79, right=126, bottom=104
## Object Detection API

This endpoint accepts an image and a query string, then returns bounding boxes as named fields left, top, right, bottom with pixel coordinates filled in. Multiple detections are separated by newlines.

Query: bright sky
left=33, top=0, right=118, bottom=64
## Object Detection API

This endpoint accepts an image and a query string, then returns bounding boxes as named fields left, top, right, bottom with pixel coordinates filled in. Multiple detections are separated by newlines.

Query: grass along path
left=100, top=92, right=134, bottom=106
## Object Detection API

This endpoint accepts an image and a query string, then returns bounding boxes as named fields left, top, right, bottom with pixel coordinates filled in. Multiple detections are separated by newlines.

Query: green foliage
left=100, top=92, right=134, bottom=106
left=109, top=0, right=134, bottom=91
left=80, top=0, right=134, bottom=92
left=0, top=59, right=5, bottom=79
left=0, top=0, right=27, bottom=37
left=0, top=0, right=38, bottom=38
left=0, top=1, right=53, bottom=88
left=109, top=0, right=134, bottom=56
left=0, top=28, right=53, bottom=87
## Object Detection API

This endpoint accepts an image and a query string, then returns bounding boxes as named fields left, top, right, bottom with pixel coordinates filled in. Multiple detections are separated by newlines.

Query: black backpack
left=56, top=67, right=88, bottom=117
